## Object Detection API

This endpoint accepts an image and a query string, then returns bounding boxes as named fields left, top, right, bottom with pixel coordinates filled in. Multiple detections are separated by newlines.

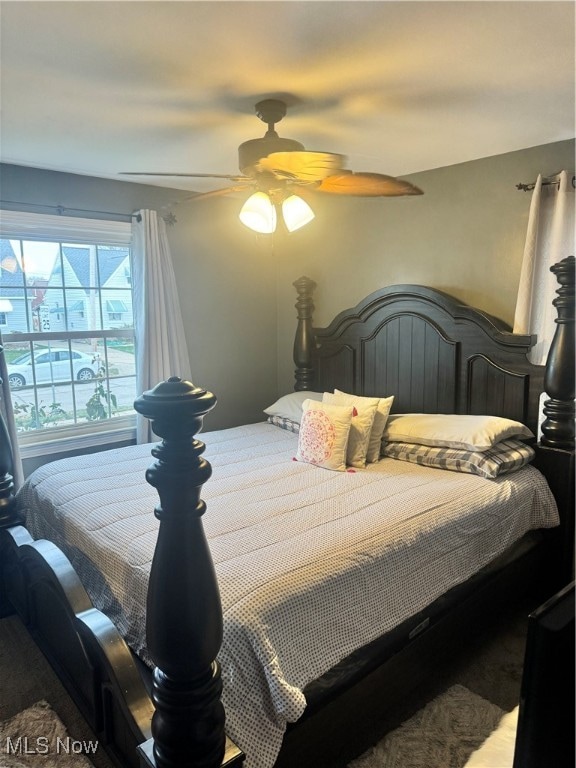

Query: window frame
left=0, top=210, right=136, bottom=457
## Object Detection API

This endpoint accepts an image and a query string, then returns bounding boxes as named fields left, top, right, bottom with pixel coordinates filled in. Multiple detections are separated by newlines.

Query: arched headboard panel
left=360, top=313, right=458, bottom=412
left=314, top=344, right=356, bottom=396
left=467, top=355, right=531, bottom=424
left=294, top=281, right=545, bottom=435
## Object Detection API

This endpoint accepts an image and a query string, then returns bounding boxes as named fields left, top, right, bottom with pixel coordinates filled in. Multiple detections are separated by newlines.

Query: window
left=0, top=211, right=136, bottom=455
left=0, top=298, right=12, bottom=326
left=107, top=299, right=127, bottom=322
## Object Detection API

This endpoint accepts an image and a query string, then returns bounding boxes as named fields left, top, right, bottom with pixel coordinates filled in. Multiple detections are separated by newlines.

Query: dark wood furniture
left=513, top=580, right=575, bottom=768
left=0, top=256, right=574, bottom=768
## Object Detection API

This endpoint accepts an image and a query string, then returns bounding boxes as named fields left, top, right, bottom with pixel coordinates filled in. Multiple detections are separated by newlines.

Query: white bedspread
left=19, top=422, right=559, bottom=768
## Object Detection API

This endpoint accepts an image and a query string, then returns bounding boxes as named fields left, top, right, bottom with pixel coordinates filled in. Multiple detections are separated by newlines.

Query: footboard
left=1, top=523, right=154, bottom=768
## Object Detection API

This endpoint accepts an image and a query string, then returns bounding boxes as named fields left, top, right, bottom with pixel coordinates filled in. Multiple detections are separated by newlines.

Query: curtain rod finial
left=161, top=211, right=177, bottom=226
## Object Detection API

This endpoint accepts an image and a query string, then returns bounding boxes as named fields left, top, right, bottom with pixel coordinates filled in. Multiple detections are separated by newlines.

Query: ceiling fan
left=121, top=99, right=423, bottom=233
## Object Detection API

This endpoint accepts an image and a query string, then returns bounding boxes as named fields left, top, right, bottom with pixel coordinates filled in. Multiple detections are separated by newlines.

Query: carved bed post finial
left=293, top=276, right=317, bottom=391
left=541, top=255, right=575, bottom=450
left=134, top=377, right=228, bottom=768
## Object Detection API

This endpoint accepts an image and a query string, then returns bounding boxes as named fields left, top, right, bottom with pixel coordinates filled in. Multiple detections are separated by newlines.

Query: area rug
left=348, top=684, right=505, bottom=768
left=0, top=701, right=96, bottom=767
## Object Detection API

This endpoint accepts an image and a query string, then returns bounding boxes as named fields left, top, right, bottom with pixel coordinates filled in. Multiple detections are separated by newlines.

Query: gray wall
left=0, top=163, right=278, bottom=431
left=2, top=137, right=574, bottom=433
left=273, top=139, right=575, bottom=392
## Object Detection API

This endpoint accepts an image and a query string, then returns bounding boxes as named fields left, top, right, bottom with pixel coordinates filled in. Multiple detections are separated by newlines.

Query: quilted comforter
left=19, top=422, right=559, bottom=768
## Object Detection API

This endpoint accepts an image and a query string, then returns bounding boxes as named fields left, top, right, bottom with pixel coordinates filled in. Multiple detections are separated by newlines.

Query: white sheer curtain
left=0, top=333, right=24, bottom=490
left=132, top=210, right=191, bottom=443
left=513, top=170, right=575, bottom=364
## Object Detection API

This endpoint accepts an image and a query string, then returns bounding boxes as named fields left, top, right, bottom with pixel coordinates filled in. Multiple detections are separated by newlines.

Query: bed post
left=293, top=276, right=317, bottom=391
left=0, top=344, right=19, bottom=530
left=535, top=255, right=575, bottom=587
left=0, top=409, right=18, bottom=529
left=0, top=343, right=23, bottom=617
left=134, top=377, right=244, bottom=768
left=540, top=255, right=575, bottom=450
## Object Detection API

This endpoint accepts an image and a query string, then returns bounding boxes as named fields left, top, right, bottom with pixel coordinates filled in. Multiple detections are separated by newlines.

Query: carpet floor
left=348, top=684, right=504, bottom=768
left=0, top=595, right=538, bottom=768
left=0, top=700, right=96, bottom=767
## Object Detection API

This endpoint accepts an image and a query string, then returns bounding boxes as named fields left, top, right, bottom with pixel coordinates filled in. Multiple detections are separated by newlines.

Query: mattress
left=19, top=421, right=559, bottom=768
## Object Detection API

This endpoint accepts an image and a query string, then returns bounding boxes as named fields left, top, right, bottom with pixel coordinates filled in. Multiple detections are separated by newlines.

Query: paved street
left=7, top=346, right=137, bottom=429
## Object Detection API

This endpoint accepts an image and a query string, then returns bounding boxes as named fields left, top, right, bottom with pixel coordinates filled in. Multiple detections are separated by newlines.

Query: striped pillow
left=382, top=439, right=535, bottom=479
left=267, top=415, right=300, bottom=433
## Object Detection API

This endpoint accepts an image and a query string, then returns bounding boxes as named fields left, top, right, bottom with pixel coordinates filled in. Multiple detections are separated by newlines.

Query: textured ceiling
left=0, top=1, right=574, bottom=192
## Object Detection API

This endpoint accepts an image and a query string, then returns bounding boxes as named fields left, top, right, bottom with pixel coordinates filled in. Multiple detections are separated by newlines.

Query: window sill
left=18, top=418, right=137, bottom=459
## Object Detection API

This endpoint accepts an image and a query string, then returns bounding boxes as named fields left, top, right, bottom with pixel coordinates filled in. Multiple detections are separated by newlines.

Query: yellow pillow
left=296, top=399, right=354, bottom=471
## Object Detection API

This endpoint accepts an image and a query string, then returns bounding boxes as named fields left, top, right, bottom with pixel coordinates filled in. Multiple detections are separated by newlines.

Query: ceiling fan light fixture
left=282, top=194, right=315, bottom=232
left=239, top=191, right=277, bottom=234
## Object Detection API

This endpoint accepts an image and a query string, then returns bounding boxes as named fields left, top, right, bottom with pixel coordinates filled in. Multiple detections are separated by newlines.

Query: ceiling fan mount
left=238, top=99, right=304, bottom=175
left=255, top=98, right=288, bottom=127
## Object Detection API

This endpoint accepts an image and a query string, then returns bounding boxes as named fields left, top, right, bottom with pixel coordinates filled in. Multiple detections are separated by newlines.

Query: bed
left=0, top=255, right=574, bottom=768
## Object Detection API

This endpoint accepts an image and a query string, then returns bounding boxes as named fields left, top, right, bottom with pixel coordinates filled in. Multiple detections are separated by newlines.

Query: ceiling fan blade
left=120, top=172, right=250, bottom=181
left=256, top=151, right=346, bottom=181
left=185, top=185, right=253, bottom=201
left=315, top=172, right=423, bottom=197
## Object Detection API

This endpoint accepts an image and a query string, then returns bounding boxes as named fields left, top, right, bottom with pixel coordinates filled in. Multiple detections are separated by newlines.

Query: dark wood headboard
left=293, top=279, right=546, bottom=438
left=292, top=259, right=574, bottom=581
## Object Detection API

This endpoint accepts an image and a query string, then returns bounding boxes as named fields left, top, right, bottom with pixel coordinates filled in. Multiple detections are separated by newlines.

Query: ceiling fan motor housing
left=238, top=135, right=304, bottom=175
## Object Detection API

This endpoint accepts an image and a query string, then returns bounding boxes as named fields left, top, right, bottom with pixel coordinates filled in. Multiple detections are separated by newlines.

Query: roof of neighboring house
left=1, top=242, right=130, bottom=302
left=0, top=240, right=25, bottom=296
left=51, top=245, right=129, bottom=288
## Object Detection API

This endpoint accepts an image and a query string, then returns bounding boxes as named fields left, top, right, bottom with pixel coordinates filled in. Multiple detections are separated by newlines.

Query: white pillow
left=324, top=391, right=378, bottom=468
left=263, top=391, right=323, bottom=424
left=296, top=399, right=354, bottom=471
left=383, top=413, right=534, bottom=452
left=335, top=389, right=394, bottom=463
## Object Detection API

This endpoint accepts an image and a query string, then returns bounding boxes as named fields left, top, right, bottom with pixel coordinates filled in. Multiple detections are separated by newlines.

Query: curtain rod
left=516, top=174, right=576, bottom=192
left=0, top=199, right=134, bottom=222
left=0, top=199, right=177, bottom=225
